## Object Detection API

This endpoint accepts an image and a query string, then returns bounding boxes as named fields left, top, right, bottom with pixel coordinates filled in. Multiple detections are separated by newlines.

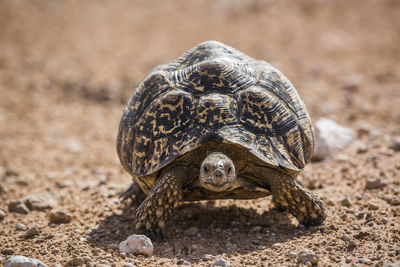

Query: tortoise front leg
left=135, top=167, right=185, bottom=231
left=269, top=170, right=326, bottom=226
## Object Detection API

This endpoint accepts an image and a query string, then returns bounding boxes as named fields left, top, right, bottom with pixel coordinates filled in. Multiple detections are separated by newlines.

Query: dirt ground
left=0, top=0, right=399, bottom=266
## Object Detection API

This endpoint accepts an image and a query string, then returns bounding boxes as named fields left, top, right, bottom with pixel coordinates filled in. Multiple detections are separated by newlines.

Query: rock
left=0, top=208, right=6, bottom=219
left=122, top=264, right=137, bottom=267
left=185, top=226, right=199, bottom=236
left=214, top=257, right=231, bottom=267
left=339, top=197, right=352, bottom=207
left=272, top=243, right=282, bottom=248
left=177, top=259, right=191, bottom=265
left=365, top=178, right=387, bottom=190
left=49, top=211, right=72, bottom=224
left=23, top=192, right=58, bottom=211
left=389, top=137, right=400, bottom=151
left=297, top=249, right=319, bottom=265
left=288, top=251, right=297, bottom=258
left=16, top=223, right=27, bottom=231
left=8, top=200, right=29, bottom=214
left=4, top=255, right=48, bottom=267
left=22, top=226, right=40, bottom=238
left=2, top=248, right=14, bottom=255
left=119, top=234, right=154, bottom=256
left=312, top=118, right=355, bottom=161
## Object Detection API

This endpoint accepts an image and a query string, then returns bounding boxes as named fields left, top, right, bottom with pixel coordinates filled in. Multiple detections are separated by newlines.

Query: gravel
left=119, top=234, right=154, bottom=256
left=4, top=255, right=48, bottom=267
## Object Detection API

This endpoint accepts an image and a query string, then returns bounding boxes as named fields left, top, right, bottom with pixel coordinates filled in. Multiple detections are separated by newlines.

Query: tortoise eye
left=203, top=166, right=209, bottom=172
left=227, top=167, right=232, bottom=173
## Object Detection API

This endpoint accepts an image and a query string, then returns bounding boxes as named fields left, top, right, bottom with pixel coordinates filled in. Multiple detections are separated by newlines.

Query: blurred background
left=1, top=0, right=399, bottom=169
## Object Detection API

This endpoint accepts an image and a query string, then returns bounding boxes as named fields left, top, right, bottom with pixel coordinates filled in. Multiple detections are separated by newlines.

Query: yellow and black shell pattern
left=117, top=41, right=314, bottom=178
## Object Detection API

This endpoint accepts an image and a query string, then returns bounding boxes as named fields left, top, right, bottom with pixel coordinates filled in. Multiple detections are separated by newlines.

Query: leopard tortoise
left=117, top=41, right=326, bottom=231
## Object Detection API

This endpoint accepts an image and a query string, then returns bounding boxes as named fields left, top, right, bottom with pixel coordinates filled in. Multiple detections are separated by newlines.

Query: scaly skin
left=135, top=167, right=185, bottom=230
left=269, top=170, right=326, bottom=226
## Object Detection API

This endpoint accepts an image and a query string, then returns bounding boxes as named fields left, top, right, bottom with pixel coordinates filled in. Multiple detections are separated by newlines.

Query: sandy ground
left=0, top=0, right=399, bottom=266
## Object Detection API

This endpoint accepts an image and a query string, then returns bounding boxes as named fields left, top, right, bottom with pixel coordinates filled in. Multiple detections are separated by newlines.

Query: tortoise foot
left=135, top=168, right=183, bottom=230
left=271, top=173, right=326, bottom=226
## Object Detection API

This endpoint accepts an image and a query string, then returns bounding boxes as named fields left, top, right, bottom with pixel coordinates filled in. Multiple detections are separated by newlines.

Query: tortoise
left=117, top=41, right=326, bottom=231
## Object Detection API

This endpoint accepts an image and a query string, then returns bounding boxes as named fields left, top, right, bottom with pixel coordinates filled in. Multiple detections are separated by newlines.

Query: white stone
left=312, top=118, right=355, bottom=160
left=119, top=234, right=154, bottom=256
left=5, top=255, right=48, bottom=267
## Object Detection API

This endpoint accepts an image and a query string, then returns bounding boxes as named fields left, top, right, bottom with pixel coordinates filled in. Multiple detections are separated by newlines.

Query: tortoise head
left=198, top=152, right=237, bottom=192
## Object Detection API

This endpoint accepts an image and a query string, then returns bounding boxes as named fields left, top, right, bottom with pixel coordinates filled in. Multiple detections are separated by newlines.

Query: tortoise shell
left=117, top=41, right=314, bottom=183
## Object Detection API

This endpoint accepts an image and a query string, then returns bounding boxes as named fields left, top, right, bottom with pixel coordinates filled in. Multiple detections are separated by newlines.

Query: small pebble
left=339, top=197, right=352, bottom=207
left=22, top=226, right=40, bottom=238
left=8, top=200, right=29, bottom=214
left=119, top=234, right=153, bottom=256
left=358, top=258, right=371, bottom=264
left=2, top=248, right=14, bottom=255
left=122, top=264, right=136, bottom=267
left=272, top=243, right=281, bottom=248
left=297, top=249, right=319, bottom=265
left=348, top=240, right=357, bottom=248
left=214, top=257, right=231, bottom=267
left=368, top=202, right=379, bottom=210
left=49, top=211, right=72, bottom=224
left=389, top=137, right=400, bottom=151
left=16, top=223, right=27, bottom=231
left=365, top=178, right=387, bottom=190
left=177, top=259, right=191, bottom=265
left=0, top=208, right=6, bottom=219
left=203, top=254, right=213, bottom=261
left=383, top=262, right=400, bottom=267
left=382, top=217, right=389, bottom=224
left=4, top=255, right=48, bottom=267
left=82, top=256, right=92, bottom=263
left=367, top=221, right=375, bottom=227
left=342, top=234, right=351, bottom=241
left=184, top=226, right=199, bottom=236
left=288, top=251, right=297, bottom=258
left=66, top=257, right=84, bottom=266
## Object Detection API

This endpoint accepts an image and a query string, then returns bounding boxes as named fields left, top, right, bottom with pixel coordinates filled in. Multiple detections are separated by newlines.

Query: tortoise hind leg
left=269, top=170, right=326, bottom=226
left=135, top=167, right=185, bottom=231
